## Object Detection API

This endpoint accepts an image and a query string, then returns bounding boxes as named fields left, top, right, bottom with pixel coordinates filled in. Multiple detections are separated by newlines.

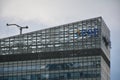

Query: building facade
left=0, top=17, right=111, bottom=80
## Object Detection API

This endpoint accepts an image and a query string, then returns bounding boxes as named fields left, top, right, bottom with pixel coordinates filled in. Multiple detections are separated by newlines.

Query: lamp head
left=26, top=26, right=28, bottom=28
left=6, top=23, right=9, bottom=26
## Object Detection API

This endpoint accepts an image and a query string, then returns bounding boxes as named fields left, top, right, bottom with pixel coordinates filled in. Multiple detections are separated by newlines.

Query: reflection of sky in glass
left=40, top=65, right=46, bottom=69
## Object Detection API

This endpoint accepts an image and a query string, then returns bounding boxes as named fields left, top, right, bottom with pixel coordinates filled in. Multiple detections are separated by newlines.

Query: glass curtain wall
left=0, top=17, right=101, bottom=55
left=0, top=56, right=101, bottom=80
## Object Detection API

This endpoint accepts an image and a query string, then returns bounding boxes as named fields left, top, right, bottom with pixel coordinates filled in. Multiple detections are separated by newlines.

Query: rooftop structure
left=0, top=17, right=111, bottom=80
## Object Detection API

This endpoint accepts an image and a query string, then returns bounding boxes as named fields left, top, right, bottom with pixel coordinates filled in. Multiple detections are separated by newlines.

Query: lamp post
left=6, top=23, right=28, bottom=35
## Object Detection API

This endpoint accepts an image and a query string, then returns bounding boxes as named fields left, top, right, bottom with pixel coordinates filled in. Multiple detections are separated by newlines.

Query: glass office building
left=0, top=17, right=111, bottom=80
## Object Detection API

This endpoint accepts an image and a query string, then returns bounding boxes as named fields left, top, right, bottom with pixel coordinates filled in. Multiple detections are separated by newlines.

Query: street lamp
left=6, top=23, right=28, bottom=35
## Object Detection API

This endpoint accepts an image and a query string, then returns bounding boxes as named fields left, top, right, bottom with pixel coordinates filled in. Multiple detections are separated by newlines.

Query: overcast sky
left=0, top=0, right=120, bottom=79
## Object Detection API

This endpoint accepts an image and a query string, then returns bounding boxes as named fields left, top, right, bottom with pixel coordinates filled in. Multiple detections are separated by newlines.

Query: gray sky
left=0, top=0, right=120, bottom=79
